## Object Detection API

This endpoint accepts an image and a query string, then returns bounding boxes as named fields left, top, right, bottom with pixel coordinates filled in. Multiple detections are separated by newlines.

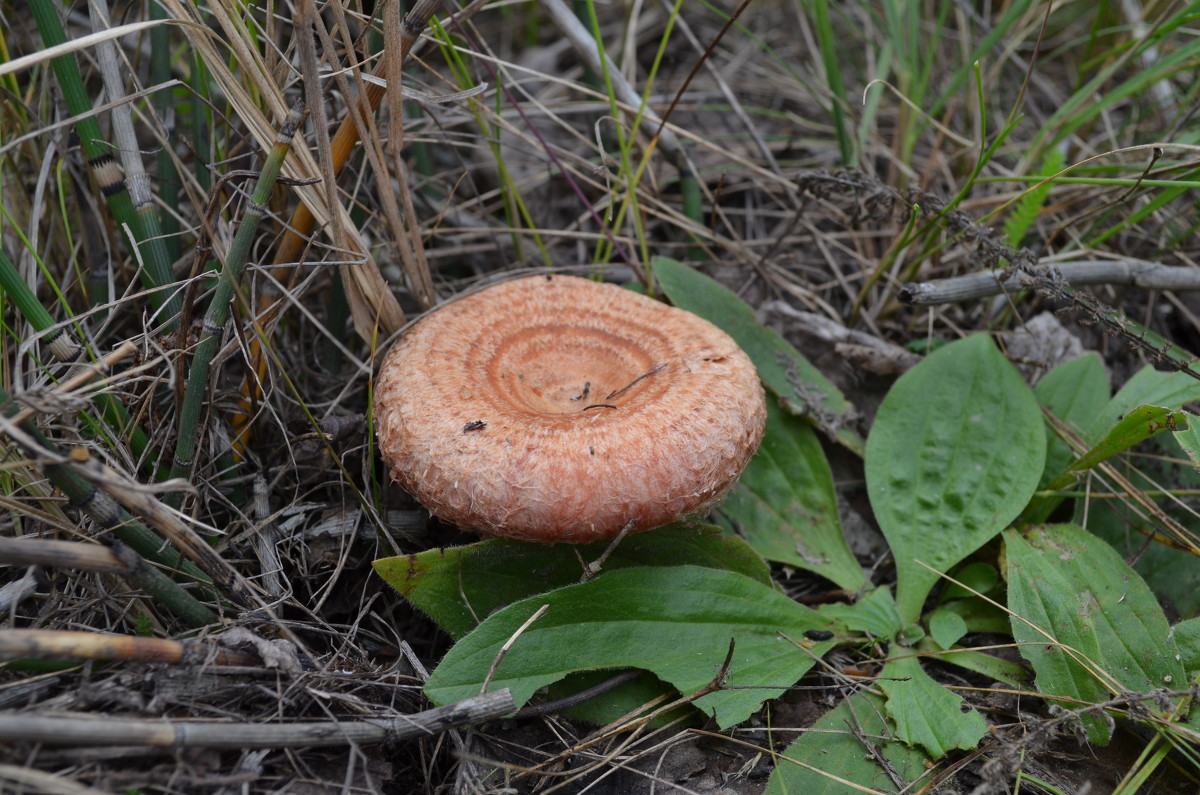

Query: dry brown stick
left=899, top=259, right=1200, bottom=306
left=232, top=0, right=443, bottom=456
left=0, top=689, right=516, bottom=748
left=0, top=535, right=129, bottom=573
left=0, top=629, right=259, bottom=666
left=0, top=764, right=111, bottom=795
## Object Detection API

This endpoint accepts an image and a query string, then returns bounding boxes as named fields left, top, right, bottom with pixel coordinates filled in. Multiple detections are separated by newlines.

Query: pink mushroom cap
left=374, top=273, right=767, bottom=543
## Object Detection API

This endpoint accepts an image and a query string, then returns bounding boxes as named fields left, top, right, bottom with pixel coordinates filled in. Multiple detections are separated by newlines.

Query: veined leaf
left=424, top=565, right=838, bottom=728
left=1026, top=353, right=1110, bottom=522
left=765, top=691, right=932, bottom=794
left=1034, top=353, right=1109, bottom=485
left=720, top=399, right=865, bottom=590
left=819, top=586, right=903, bottom=639
left=373, top=523, right=771, bottom=640
left=866, top=334, right=1045, bottom=622
left=1172, top=415, right=1200, bottom=474
left=1043, top=404, right=1188, bottom=491
left=1087, top=366, right=1200, bottom=443
left=1172, top=618, right=1200, bottom=672
left=1005, top=524, right=1186, bottom=744
left=879, top=655, right=988, bottom=756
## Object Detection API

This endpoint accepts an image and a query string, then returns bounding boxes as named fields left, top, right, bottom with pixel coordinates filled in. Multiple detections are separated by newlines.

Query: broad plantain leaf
left=1005, top=524, right=1186, bottom=744
left=866, top=334, right=1045, bottom=622
left=879, top=655, right=988, bottom=756
left=424, top=565, right=837, bottom=728
left=373, top=524, right=771, bottom=639
left=765, top=691, right=932, bottom=794
left=1081, top=478, right=1200, bottom=618
left=1026, top=354, right=1109, bottom=522
left=719, top=399, right=865, bottom=590
left=650, top=256, right=861, bottom=453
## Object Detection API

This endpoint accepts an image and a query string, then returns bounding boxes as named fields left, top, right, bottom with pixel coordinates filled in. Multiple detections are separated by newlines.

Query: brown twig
left=0, top=629, right=258, bottom=667
left=0, top=689, right=517, bottom=748
left=900, top=259, right=1200, bottom=306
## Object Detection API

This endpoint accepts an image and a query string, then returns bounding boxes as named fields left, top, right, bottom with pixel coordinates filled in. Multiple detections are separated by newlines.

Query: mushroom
left=374, top=273, right=767, bottom=543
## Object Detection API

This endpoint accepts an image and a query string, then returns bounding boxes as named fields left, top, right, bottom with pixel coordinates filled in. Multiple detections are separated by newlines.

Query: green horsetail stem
left=0, top=249, right=151, bottom=458
left=89, top=0, right=181, bottom=326
left=169, top=99, right=307, bottom=490
left=0, top=387, right=217, bottom=627
left=149, top=0, right=182, bottom=265
left=0, top=249, right=70, bottom=360
left=30, top=0, right=183, bottom=329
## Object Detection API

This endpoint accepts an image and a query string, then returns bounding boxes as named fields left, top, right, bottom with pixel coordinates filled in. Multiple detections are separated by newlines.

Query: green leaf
left=938, top=596, right=1010, bottom=635
left=649, top=256, right=862, bottom=453
left=1081, top=490, right=1200, bottom=620
left=1173, top=618, right=1200, bottom=672
left=879, top=655, right=988, bottom=756
left=1088, top=366, right=1200, bottom=443
left=819, top=586, right=903, bottom=638
left=765, top=691, right=931, bottom=794
left=719, top=399, right=866, bottom=590
left=1070, top=405, right=1187, bottom=472
left=1004, top=524, right=1186, bottom=744
left=929, top=608, right=968, bottom=650
left=1003, top=148, right=1066, bottom=247
left=424, top=565, right=838, bottom=728
left=1035, top=353, right=1110, bottom=484
left=915, top=640, right=1028, bottom=687
left=1172, top=414, right=1200, bottom=473
left=1026, top=354, right=1110, bottom=522
left=546, top=670, right=697, bottom=728
left=373, top=524, right=772, bottom=639
left=896, top=623, right=926, bottom=646
left=866, top=334, right=1046, bottom=622
left=939, top=561, right=999, bottom=602
left=1044, top=405, right=1188, bottom=490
